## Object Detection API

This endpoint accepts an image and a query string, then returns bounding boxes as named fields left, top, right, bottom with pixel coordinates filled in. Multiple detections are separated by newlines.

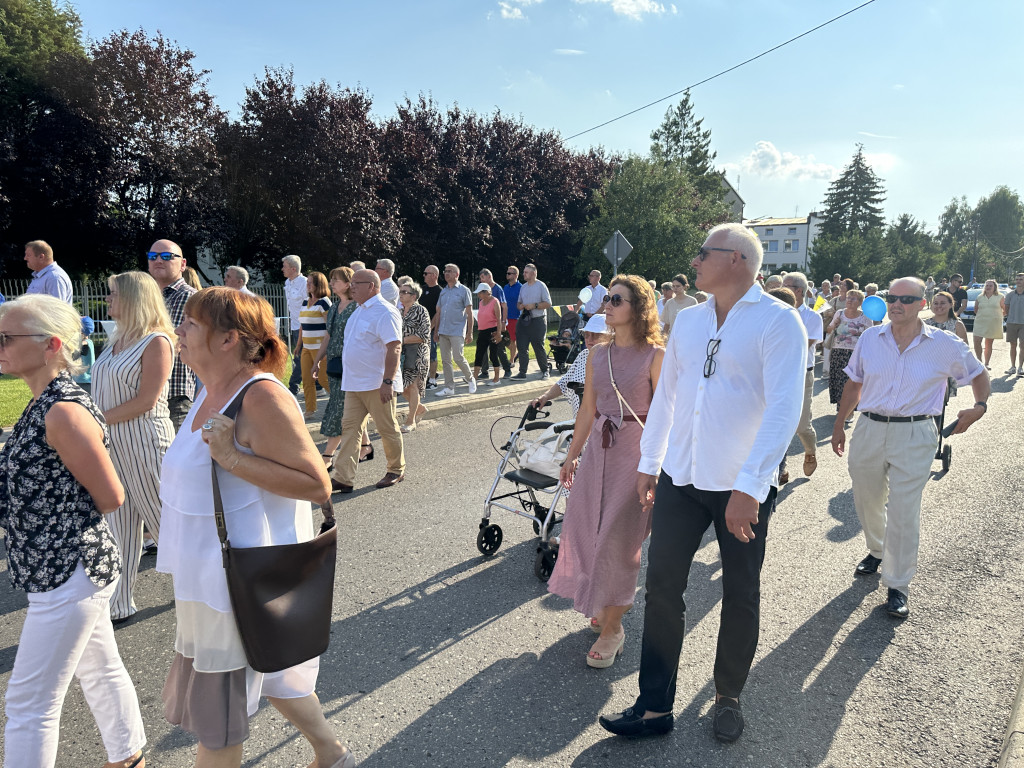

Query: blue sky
left=74, top=0, right=1023, bottom=231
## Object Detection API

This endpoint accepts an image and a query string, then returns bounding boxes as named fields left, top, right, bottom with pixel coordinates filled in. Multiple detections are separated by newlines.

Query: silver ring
left=202, top=423, right=213, bottom=431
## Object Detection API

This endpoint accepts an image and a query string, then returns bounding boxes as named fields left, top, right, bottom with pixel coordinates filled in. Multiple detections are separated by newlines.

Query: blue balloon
left=862, top=295, right=887, bottom=322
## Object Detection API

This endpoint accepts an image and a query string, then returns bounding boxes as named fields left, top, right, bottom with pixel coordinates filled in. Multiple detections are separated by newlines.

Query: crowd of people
left=1, top=229, right=1019, bottom=765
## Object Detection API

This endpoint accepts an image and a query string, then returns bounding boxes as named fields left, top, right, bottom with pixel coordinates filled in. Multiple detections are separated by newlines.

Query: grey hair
left=783, top=271, right=809, bottom=296
left=864, top=282, right=878, bottom=294
left=479, top=268, right=493, bottom=279
left=0, top=294, right=85, bottom=375
left=282, top=254, right=301, bottom=271
left=404, top=280, right=423, bottom=299
left=889, top=276, right=927, bottom=296
left=226, top=265, right=249, bottom=285
left=376, top=258, right=396, bottom=276
left=444, top=263, right=460, bottom=276
left=763, top=275, right=783, bottom=291
left=350, top=260, right=366, bottom=271
left=708, top=222, right=764, bottom=273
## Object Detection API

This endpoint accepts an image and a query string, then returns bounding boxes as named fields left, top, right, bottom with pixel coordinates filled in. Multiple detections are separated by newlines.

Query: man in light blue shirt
left=431, top=263, right=476, bottom=397
left=24, top=240, right=73, bottom=304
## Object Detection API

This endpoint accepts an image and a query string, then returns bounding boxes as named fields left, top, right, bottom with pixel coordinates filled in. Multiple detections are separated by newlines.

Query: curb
left=999, top=666, right=1024, bottom=767
left=305, top=376, right=554, bottom=442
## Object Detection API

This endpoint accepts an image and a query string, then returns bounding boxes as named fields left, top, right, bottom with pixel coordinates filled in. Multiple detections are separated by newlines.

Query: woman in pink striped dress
left=549, top=274, right=664, bottom=668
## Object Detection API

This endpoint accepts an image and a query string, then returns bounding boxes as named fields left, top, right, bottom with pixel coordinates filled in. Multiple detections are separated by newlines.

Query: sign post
left=602, top=230, right=633, bottom=276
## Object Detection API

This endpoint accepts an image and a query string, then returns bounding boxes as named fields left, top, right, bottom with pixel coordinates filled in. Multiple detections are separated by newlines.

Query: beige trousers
left=330, top=390, right=405, bottom=486
left=848, top=416, right=938, bottom=592
left=796, top=368, right=816, bottom=455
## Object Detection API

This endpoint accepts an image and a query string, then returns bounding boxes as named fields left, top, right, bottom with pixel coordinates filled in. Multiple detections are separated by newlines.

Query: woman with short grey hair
left=399, top=281, right=430, bottom=432
left=0, top=294, right=146, bottom=768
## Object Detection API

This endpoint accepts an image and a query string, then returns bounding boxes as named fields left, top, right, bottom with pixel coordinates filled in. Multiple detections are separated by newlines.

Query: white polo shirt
left=797, top=303, right=824, bottom=370
left=581, top=284, right=608, bottom=315
left=341, top=293, right=403, bottom=393
left=638, top=283, right=807, bottom=502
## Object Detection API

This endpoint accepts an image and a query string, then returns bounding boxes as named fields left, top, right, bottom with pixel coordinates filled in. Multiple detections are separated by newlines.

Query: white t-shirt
left=284, top=275, right=308, bottom=331
left=342, top=294, right=403, bottom=392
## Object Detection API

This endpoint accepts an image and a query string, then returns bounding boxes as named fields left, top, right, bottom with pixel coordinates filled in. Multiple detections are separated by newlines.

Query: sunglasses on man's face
left=602, top=294, right=632, bottom=307
left=146, top=251, right=181, bottom=261
left=885, top=294, right=923, bottom=305
left=697, top=246, right=746, bottom=261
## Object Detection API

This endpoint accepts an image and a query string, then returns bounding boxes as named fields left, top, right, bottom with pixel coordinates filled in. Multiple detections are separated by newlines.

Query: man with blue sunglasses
left=147, top=239, right=197, bottom=431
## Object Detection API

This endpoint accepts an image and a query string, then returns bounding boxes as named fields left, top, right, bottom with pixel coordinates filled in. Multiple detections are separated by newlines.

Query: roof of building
left=743, top=217, right=808, bottom=226
left=719, top=175, right=745, bottom=205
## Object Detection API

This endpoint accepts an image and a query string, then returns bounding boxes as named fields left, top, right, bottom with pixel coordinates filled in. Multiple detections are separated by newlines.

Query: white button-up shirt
left=284, top=275, right=308, bottom=331
left=380, top=278, right=400, bottom=307
left=581, top=283, right=608, bottom=315
left=844, top=322, right=984, bottom=417
left=342, top=293, right=403, bottom=393
left=797, top=303, right=824, bottom=370
left=638, top=284, right=807, bottom=502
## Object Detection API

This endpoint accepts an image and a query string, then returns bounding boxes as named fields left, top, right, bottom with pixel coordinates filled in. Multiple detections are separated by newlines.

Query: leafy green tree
left=819, top=144, right=886, bottom=239
left=579, top=155, right=730, bottom=283
left=881, top=214, right=943, bottom=283
left=937, top=195, right=974, bottom=278
left=974, top=186, right=1024, bottom=281
left=807, top=229, right=885, bottom=284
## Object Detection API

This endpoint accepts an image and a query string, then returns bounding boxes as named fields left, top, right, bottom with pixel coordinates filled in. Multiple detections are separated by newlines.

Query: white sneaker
left=426, top=379, right=438, bottom=390
left=1007, top=367, right=1018, bottom=375
left=468, top=377, right=478, bottom=394
left=434, top=387, right=455, bottom=397
left=485, top=379, right=500, bottom=386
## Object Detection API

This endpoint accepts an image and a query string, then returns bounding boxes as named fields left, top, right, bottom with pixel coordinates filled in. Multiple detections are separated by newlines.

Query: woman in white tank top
left=156, top=287, right=354, bottom=768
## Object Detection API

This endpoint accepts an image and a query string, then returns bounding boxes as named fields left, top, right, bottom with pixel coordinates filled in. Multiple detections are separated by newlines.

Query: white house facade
left=744, top=213, right=823, bottom=274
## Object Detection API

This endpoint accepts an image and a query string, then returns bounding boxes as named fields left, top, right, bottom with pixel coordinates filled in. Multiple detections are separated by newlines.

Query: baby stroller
left=549, top=307, right=585, bottom=374
left=477, top=401, right=577, bottom=581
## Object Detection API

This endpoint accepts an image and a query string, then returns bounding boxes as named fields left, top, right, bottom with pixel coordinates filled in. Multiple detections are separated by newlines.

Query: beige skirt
left=163, top=652, right=250, bottom=749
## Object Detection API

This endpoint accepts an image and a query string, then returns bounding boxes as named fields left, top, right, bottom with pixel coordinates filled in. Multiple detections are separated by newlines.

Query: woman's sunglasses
left=602, top=294, right=632, bottom=307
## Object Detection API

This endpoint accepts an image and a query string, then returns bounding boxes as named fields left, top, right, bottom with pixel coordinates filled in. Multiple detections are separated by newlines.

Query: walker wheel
left=476, top=524, right=503, bottom=556
left=941, top=444, right=952, bottom=472
left=534, top=544, right=558, bottom=582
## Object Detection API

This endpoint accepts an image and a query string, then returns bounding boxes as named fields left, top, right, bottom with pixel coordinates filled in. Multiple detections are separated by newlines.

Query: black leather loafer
left=713, top=697, right=744, bottom=742
left=886, top=588, right=909, bottom=619
left=855, top=554, right=882, bottom=576
left=598, top=707, right=674, bottom=738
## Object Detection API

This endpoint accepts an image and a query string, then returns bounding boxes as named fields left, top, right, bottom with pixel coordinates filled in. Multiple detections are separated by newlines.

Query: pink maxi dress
left=547, top=342, right=656, bottom=616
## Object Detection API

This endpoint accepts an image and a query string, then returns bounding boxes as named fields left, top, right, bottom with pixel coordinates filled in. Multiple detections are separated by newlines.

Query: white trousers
left=848, top=416, right=938, bottom=592
left=4, top=565, right=146, bottom=768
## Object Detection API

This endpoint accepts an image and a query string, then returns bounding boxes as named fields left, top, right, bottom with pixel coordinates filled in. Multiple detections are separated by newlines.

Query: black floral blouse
left=0, top=372, right=120, bottom=592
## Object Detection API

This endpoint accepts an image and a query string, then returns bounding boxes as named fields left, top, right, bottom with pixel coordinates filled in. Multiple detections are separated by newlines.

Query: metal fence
left=0, top=279, right=289, bottom=323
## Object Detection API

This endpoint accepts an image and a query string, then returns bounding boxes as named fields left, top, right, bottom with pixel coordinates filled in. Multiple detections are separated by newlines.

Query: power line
left=563, top=0, right=880, bottom=143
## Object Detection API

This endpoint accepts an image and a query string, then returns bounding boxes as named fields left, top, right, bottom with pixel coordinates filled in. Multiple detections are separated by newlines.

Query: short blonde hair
left=0, top=294, right=85, bottom=375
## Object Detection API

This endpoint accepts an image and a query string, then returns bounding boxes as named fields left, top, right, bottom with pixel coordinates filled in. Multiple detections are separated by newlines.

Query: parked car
left=961, top=287, right=1009, bottom=331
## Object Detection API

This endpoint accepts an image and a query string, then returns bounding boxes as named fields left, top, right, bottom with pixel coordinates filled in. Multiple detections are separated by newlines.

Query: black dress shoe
left=598, top=707, right=674, bottom=738
left=331, top=479, right=354, bottom=494
left=886, top=588, right=909, bottom=618
left=855, top=553, right=882, bottom=576
left=713, top=697, right=744, bottom=742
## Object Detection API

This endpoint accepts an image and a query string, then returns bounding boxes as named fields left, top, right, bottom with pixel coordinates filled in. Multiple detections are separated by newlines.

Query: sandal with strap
left=322, top=453, right=335, bottom=472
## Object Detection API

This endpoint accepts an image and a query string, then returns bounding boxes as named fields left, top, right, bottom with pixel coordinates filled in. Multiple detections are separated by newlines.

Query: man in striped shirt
left=147, top=238, right=197, bottom=431
left=832, top=276, right=989, bottom=619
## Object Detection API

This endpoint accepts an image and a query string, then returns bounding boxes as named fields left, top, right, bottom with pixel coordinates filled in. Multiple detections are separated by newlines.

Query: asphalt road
left=2, top=347, right=1024, bottom=767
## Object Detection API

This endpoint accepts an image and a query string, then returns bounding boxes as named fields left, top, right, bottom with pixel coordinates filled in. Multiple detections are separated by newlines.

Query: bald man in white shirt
left=832, top=276, right=989, bottom=619
left=599, top=223, right=806, bottom=744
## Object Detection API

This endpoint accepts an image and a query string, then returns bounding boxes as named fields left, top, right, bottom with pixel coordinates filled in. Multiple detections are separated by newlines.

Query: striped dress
left=92, top=332, right=175, bottom=620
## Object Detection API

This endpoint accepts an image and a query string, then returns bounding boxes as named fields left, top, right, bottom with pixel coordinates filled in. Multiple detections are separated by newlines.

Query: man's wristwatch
left=974, top=401, right=987, bottom=413
left=383, top=378, right=393, bottom=386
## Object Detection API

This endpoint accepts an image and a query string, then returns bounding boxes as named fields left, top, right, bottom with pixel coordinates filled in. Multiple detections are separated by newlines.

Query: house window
left=788, top=227, right=797, bottom=235
left=765, top=240, right=779, bottom=252
left=765, top=228, right=774, bottom=236
left=784, top=239, right=800, bottom=252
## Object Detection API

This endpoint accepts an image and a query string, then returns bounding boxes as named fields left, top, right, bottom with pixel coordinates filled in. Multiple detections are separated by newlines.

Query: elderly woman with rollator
left=156, top=287, right=354, bottom=767
left=0, top=294, right=146, bottom=768
left=548, top=275, right=664, bottom=668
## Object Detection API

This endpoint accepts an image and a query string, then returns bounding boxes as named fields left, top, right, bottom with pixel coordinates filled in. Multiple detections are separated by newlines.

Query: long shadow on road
left=572, top=579, right=893, bottom=768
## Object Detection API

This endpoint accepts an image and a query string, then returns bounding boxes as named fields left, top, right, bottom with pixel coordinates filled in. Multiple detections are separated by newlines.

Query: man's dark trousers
left=516, top=316, right=548, bottom=375
left=634, top=475, right=775, bottom=714
left=288, top=329, right=302, bottom=393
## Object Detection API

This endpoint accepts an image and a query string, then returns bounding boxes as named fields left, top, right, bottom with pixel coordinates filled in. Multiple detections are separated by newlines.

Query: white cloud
left=863, top=152, right=898, bottom=174
left=496, top=0, right=543, bottom=20
left=726, top=140, right=837, bottom=181
left=858, top=131, right=899, bottom=139
left=573, top=0, right=668, bottom=20
left=892, top=84, right=905, bottom=90
left=555, top=48, right=586, bottom=55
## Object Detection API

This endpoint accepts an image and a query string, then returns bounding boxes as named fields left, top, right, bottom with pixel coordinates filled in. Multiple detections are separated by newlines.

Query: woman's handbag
left=325, top=356, right=343, bottom=377
left=518, top=421, right=574, bottom=479
left=211, top=382, right=338, bottom=673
